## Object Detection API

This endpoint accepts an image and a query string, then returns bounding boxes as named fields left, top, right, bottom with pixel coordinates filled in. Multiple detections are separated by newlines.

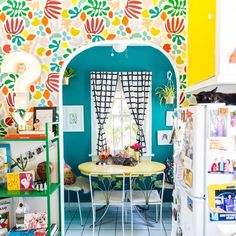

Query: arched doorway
left=59, top=40, right=179, bottom=232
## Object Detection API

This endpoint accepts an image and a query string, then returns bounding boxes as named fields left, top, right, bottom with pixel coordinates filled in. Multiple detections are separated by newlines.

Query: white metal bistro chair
left=128, top=172, right=165, bottom=235
left=89, top=172, right=125, bottom=236
left=64, top=176, right=90, bottom=226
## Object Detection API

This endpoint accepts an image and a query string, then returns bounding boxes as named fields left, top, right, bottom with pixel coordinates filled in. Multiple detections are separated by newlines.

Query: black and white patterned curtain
left=120, top=72, right=152, bottom=154
left=91, top=72, right=118, bottom=154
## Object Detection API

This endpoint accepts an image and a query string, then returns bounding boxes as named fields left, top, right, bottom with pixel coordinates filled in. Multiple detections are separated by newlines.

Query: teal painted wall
left=63, top=46, right=176, bottom=202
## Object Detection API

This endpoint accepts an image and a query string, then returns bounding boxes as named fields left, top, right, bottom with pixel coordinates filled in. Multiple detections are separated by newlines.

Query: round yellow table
left=78, top=160, right=166, bottom=176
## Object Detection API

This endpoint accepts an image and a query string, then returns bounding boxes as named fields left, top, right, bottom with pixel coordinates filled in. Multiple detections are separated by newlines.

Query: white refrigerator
left=171, top=104, right=236, bottom=236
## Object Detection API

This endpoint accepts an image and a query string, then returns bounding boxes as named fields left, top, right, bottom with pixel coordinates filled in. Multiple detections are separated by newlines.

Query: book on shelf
left=8, top=223, right=58, bottom=236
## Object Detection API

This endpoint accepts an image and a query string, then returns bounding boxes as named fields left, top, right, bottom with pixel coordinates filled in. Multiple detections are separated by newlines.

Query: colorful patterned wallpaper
left=0, top=0, right=187, bottom=136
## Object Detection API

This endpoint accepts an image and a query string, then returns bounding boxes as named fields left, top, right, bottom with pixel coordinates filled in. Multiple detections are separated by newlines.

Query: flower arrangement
left=130, top=143, right=143, bottom=152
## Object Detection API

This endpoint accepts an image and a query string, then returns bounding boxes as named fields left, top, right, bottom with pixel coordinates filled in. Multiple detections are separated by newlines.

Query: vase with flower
left=130, top=143, right=143, bottom=162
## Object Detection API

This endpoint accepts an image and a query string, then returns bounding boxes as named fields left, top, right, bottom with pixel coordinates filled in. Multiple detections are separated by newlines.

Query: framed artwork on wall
left=33, top=107, right=56, bottom=132
left=157, top=130, right=173, bottom=145
left=0, top=144, right=11, bottom=186
left=166, top=111, right=174, bottom=126
left=63, top=105, right=84, bottom=132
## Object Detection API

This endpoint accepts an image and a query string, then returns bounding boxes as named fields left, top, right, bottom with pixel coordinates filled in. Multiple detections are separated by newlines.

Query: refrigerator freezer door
left=175, top=106, right=206, bottom=197
left=172, top=187, right=204, bottom=236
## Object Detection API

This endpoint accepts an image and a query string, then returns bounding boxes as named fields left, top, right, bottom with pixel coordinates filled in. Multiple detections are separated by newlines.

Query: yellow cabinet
left=188, top=0, right=216, bottom=86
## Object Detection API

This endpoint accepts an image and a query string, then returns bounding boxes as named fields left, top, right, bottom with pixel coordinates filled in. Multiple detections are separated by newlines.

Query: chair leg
left=92, top=206, right=96, bottom=236
left=67, top=190, right=70, bottom=211
left=122, top=205, right=125, bottom=236
left=125, top=204, right=128, bottom=224
left=156, top=204, right=159, bottom=223
left=160, top=203, right=163, bottom=232
left=131, top=205, right=133, bottom=236
left=76, top=191, right=83, bottom=226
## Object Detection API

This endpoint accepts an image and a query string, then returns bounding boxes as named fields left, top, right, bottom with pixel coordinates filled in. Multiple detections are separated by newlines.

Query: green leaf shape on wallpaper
left=163, top=0, right=186, bottom=17
left=172, top=34, right=185, bottom=45
left=0, top=54, right=3, bottom=66
left=149, top=6, right=162, bottom=19
left=179, top=74, right=187, bottom=89
left=2, top=0, right=30, bottom=17
left=68, top=6, right=81, bottom=19
left=83, top=0, right=110, bottom=17
left=0, top=124, right=7, bottom=137
left=49, top=40, right=61, bottom=53
left=130, top=33, right=142, bottom=40
left=3, top=73, right=19, bottom=90
left=92, top=35, right=105, bottom=42
left=63, top=48, right=77, bottom=59
left=50, top=63, right=61, bottom=72
left=12, top=35, right=25, bottom=46
left=0, top=119, right=8, bottom=129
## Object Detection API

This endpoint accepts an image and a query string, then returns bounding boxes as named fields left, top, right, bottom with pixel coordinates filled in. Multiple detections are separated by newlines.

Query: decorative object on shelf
left=63, top=105, right=84, bottom=132
left=194, top=87, right=236, bottom=105
left=33, top=180, right=47, bottom=191
left=24, top=211, right=47, bottom=230
left=0, top=198, right=12, bottom=230
left=155, top=71, right=176, bottom=105
left=63, top=67, right=75, bottom=85
left=33, top=107, right=56, bottom=133
left=0, top=144, right=11, bottom=186
left=15, top=199, right=26, bottom=229
left=157, top=130, right=173, bottom=145
left=37, top=161, right=53, bottom=181
left=6, top=170, right=35, bottom=191
left=130, top=143, right=142, bottom=162
left=1, top=52, right=41, bottom=110
left=11, top=155, right=28, bottom=172
left=10, top=111, right=34, bottom=132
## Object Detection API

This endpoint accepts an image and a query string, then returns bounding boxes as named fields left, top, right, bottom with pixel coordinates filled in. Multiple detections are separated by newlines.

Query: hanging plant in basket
left=155, top=71, right=176, bottom=105
left=63, top=68, right=75, bottom=85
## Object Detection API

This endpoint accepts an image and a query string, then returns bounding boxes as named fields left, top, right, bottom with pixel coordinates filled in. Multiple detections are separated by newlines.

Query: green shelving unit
left=0, top=122, right=62, bottom=236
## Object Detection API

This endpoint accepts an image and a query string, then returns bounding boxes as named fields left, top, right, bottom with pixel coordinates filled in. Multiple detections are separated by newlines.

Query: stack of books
left=4, top=131, right=54, bottom=139
left=7, top=224, right=59, bottom=236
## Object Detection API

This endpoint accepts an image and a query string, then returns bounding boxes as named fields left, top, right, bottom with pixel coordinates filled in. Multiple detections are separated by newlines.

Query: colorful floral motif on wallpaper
left=0, top=0, right=187, bottom=136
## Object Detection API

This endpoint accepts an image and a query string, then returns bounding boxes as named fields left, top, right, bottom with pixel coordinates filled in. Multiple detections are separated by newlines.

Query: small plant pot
left=165, top=96, right=174, bottom=105
left=63, top=77, right=70, bottom=85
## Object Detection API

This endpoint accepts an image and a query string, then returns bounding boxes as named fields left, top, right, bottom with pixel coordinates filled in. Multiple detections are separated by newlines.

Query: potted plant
left=155, top=81, right=176, bottom=105
left=63, top=68, right=75, bottom=85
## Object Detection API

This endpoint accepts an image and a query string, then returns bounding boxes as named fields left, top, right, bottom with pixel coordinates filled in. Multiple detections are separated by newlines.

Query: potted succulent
left=63, top=68, right=75, bottom=85
left=155, top=81, right=176, bottom=105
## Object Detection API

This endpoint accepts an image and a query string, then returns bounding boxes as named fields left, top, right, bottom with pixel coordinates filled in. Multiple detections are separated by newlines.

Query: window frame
left=90, top=78, right=152, bottom=158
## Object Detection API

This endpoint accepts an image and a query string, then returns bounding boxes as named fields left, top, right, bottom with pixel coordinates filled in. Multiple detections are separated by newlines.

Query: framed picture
left=0, top=144, right=11, bottom=186
left=166, top=111, right=174, bottom=126
left=157, top=130, right=173, bottom=145
left=63, top=105, right=84, bottom=132
left=33, top=107, right=56, bottom=132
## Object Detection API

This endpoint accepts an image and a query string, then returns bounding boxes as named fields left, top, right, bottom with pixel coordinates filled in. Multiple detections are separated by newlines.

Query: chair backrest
left=129, top=172, right=165, bottom=204
left=89, top=172, right=125, bottom=204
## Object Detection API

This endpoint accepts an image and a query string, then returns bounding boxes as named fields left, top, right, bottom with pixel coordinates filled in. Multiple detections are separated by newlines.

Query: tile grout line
left=81, top=207, right=92, bottom=236
left=114, top=207, right=118, bottom=236
left=65, top=208, right=78, bottom=235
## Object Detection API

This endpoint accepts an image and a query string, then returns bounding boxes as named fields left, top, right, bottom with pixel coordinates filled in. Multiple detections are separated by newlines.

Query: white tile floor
left=65, top=205, right=172, bottom=236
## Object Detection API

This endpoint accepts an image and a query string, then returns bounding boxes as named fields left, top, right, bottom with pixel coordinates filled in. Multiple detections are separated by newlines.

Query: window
left=91, top=79, right=151, bottom=156
left=104, top=80, right=138, bottom=153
